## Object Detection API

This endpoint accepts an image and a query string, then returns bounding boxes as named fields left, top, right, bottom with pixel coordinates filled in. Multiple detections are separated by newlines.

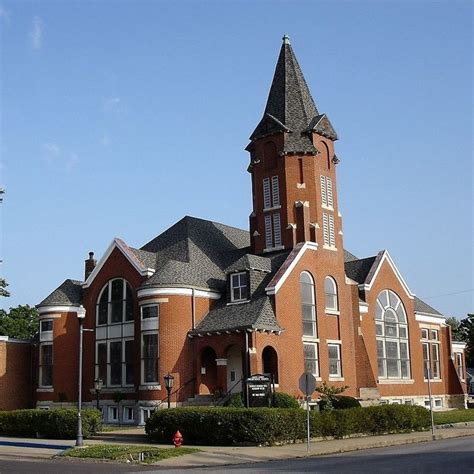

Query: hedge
left=0, top=409, right=102, bottom=439
left=146, top=405, right=430, bottom=445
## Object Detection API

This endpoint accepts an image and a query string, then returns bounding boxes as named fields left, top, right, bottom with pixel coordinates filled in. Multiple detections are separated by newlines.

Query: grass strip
left=63, top=444, right=199, bottom=464
left=433, top=409, right=474, bottom=425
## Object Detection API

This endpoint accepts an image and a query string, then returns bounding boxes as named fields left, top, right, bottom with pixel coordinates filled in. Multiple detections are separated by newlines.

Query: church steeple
left=249, top=35, right=337, bottom=155
left=247, top=37, right=342, bottom=256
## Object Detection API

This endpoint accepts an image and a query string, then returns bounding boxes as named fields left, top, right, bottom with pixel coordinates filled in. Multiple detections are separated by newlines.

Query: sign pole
left=306, top=393, right=310, bottom=452
left=299, top=372, right=316, bottom=454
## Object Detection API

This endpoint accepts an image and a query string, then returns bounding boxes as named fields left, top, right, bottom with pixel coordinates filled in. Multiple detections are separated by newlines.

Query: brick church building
left=35, top=37, right=467, bottom=424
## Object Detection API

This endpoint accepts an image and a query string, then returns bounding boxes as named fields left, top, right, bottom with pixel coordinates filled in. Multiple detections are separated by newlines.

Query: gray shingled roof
left=226, top=254, right=272, bottom=273
left=344, top=256, right=377, bottom=284
left=140, top=216, right=250, bottom=291
left=37, top=279, right=83, bottom=307
left=191, top=251, right=288, bottom=334
left=248, top=38, right=337, bottom=154
left=414, top=296, right=443, bottom=316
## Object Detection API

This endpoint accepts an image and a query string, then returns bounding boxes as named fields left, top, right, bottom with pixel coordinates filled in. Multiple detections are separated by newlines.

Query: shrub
left=0, top=409, right=102, bottom=439
left=146, top=405, right=430, bottom=445
left=223, top=393, right=244, bottom=408
left=272, top=392, right=300, bottom=409
left=333, top=396, right=361, bottom=410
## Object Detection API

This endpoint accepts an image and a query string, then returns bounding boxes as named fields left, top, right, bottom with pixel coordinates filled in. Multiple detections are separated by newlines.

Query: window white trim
left=108, top=406, right=119, bottom=423
left=123, top=406, right=135, bottom=424
left=230, top=272, right=248, bottom=302
left=141, top=331, right=159, bottom=385
left=324, top=276, right=338, bottom=311
left=303, top=342, right=319, bottom=377
left=328, top=343, right=342, bottom=377
left=39, top=342, right=53, bottom=388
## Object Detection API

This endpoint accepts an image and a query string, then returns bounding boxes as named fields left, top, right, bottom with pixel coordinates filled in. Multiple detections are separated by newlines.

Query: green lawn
left=62, top=444, right=199, bottom=464
left=433, top=409, right=474, bottom=425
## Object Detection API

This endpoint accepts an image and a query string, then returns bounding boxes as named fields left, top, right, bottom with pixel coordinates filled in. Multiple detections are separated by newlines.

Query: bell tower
left=247, top=35, right=341, bottom=255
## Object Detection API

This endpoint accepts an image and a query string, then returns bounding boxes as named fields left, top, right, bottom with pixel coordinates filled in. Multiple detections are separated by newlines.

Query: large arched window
left=97, top=278, right=134, bottom=325
left=376, top=290, right=410, bottom=379
left=324, top=276, right=338, bottom=311
left=300, top=272, right=317, bottom=337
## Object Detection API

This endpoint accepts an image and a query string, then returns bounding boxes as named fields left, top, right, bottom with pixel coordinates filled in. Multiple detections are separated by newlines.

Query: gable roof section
left=265, top=241, right=317, bottom=295
left=83, top=238, right=155, bottom=288
left=359, top=250, right=414, bottom=299
left=38, top=279, right=83, bottom=307
left=226, top=254, right=272, bottom=273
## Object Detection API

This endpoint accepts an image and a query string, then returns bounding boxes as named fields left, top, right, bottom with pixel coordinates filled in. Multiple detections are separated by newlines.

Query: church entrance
left=226, top=345, right=243, bottom=393
left=198, top=346, right=217, bottom=395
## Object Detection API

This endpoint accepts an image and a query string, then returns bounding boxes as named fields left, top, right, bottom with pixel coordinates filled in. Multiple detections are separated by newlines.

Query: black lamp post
left=94, top=377, right=103, bottom=411
left=164, top=373, right=174, bottom=408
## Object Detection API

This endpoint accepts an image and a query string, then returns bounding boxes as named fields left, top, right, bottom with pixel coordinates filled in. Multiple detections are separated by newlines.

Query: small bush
left=223, top=393, right=244, bottom=408
left=0, top=408, right=102, bottom=439
left=146, top=405, right=430, bottom=445
left=333, top=396, right=361, bottom=410
left=272, top=392, right=300, bottom=409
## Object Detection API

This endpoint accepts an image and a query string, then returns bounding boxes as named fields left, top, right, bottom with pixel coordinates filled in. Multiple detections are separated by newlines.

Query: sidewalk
left=0, top=424, right=472, bottom=467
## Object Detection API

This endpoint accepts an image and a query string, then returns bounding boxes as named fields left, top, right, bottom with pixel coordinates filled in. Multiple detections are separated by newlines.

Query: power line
left=421, top=289, right=474, bottom=300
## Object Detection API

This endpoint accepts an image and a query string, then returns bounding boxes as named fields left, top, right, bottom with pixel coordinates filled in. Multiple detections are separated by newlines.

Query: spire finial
left=282, top=34, right=290, bottom=45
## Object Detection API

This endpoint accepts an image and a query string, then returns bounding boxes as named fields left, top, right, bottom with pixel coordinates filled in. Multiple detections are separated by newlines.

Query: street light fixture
left=76, top=305, right=86, bottom=447
left=94, top=377, right=103, bottom=412
left=164, top=373, right=175, bottom=408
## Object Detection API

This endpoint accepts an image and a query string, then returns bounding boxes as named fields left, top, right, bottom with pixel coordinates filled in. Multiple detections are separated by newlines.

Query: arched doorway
left=199, top=347, right=217, bottom=395
left=262, top=346, right=279, bottom=384
left=226, top=345, right=243, bottom=393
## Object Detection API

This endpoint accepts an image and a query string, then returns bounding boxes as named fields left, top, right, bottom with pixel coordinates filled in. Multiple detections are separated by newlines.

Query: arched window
left=97, top=278, right=134, bottom=325
left=262, top=346, right=279, bottom=384
left=300, top=272, right=317, bottom=337
left=324, top=276, right=338, bottom=311
left=375, top=290, right=410, bottom=379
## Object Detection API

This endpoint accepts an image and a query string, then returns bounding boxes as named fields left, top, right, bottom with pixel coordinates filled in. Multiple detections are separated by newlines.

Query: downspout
left=191, top=288, right=196, bottom=330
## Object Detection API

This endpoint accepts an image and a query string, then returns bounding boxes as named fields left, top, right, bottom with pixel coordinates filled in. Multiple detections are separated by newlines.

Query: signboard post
left=246, top=374, right=272, bottom=408
left=299, top=372, right=317, bottom=452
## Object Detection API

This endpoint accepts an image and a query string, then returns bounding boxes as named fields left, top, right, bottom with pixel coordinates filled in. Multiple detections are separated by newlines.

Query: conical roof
left=249, top=36, right=322, bottom=154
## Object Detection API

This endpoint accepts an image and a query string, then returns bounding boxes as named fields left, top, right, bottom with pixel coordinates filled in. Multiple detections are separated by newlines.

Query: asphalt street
left=0, top=436, right=472, bottom=473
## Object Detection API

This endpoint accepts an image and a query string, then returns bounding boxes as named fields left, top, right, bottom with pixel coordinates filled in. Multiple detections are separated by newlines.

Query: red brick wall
left=0, top=340, right=33, bottom=410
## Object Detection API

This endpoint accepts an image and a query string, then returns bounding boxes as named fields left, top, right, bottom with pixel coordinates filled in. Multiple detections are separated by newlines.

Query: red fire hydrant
left=173, top=430, right=183, bottom=448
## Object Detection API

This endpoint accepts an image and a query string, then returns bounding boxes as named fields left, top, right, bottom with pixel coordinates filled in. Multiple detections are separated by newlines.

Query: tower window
left=263, top=176, right=280, bottom=210
left=320, top=176, right=333, bottom=209
left=264, top=213, right=282, bottom=250
left=323, top=213, right=336, bottom=248
left=300, top=271, right=317, bottom=337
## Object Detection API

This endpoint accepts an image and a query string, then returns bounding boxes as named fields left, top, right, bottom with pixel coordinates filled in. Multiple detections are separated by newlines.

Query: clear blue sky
left=0, top=1, right=472, bottom=317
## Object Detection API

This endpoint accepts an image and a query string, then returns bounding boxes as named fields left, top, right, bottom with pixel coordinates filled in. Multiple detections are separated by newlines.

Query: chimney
left=84, top=251, right=96, bottom=280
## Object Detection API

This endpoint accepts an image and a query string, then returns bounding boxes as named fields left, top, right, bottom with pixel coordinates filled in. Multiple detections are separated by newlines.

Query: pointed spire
left=249, top=37, right=333, bottom=154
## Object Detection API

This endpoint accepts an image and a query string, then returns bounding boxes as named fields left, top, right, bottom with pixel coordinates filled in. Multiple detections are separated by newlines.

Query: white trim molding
left=415, top=313, right=446, bottom=325
left=452, top=342, right=467, bottom=351
left=138, top=298, right=169, bottom=305
left=83, top=238, right=155, bottom=289
left=265, top=241, right=318, bottom=295
left=359, top=250, right=415, bottom=299
left=38, top=305, right=81, bottom=315
left=137, top=287, right=221, bottom=300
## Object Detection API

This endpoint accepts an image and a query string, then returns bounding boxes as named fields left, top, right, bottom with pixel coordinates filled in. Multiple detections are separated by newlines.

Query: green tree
left=0, top=305, right=39, bottom=339
left=446, top=316, right=464, bottom=342
left=0, top=277, right=10, bottom=297
left=316, top=381, right=348, bottom=411
left=459, top=313, right=474, bottom=367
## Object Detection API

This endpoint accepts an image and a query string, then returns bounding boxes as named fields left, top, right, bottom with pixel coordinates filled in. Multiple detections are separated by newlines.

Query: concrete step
left=183, top=395, right=216, bottom=407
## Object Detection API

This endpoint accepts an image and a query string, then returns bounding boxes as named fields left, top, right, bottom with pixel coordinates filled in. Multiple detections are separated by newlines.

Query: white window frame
left=455, top=352, right=464, bottom=380
left=328, top=343, right=342, bottom=377
left=421, top=329, right=441, bottom=381
left=230, top=272, right=248, bottom=302
left=141, top=331, right=159, bottom=385
left=39, top=342, right=53, bottom=388
left=303, top=342, right=319, bottom=377
left=108, top=406, right=119, bottom=423
left=141, top=304, right=159, bottom=320
left=140, top=407, right=155, bottom=425
left=123, top=338, right=135, bottom=387
left=376, top=290, right=411, bottom=380
left=324, top=276, right=338, bottom=311
left=300, top=271, right=317, bottom=338
left=96, top=278, right=134, bottom=326
left=123, top=406, right=135, bottom=424
left=40, top=319, right=53, bottom=334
